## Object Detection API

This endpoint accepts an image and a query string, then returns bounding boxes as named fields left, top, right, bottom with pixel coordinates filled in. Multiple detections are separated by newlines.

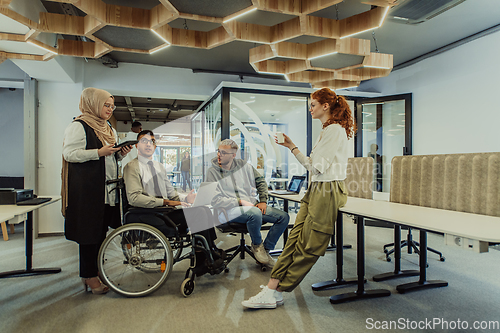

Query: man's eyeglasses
left=104, top=103, right=116, bottom=111
left=139, top=138, right=156, bottom=145
left=216, top=149, right=233, bottom=156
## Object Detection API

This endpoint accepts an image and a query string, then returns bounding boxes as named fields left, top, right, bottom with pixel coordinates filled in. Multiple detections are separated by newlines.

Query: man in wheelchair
left=123, top=130, right=225, bottom=276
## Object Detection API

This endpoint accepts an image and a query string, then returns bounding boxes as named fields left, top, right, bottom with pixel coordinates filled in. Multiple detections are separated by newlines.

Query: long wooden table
left=268, top=194, right=500, bottom=304
left=0, top=196, right=62, bottom=278
left=325, top=197, right=500, bottom=304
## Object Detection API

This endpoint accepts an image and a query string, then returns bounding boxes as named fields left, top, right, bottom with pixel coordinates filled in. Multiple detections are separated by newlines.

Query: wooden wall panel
left=362, top=52, right=393, bottom=68
left=58, top=39, right=94, bottom=57
left=249, top=44, right=275, bottom=63
left=171, top=28, right=208, bottom=48
left=0, top=32, right=24, bottom=41
left=275, top=41, right=307, bottom=59
left=106, top=5, right=150, bottom=29
left=150, top=4, right=177, bottom=29
left=337, top=38, right=370, bottom=56
left=339, top=6, right=384, bottom=38
left=0, top=8, right=38, bottom=29
left=303, top=16, right=340, bottom=38
left=258, top=0, right=301, bottom=14
left=207, top=26, right=233, bottom=49
left=271, top=16, right=301, bottom=42
left=301, top=0, right=343, bottom=14
left=84, top=15, right=104, bottom=35
left=285, top=59, right=308, bottom=73
left=1, top=50, right=44, bottom=61
left=39, top=12, right=84, bottom=35
left=225, top=21, right=271, bottom=44
left=74, top=0, right=107, bottom=23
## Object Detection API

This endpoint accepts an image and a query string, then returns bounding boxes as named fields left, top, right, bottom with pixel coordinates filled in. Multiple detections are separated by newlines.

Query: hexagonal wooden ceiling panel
left=0, top=0, right=397, bottom=89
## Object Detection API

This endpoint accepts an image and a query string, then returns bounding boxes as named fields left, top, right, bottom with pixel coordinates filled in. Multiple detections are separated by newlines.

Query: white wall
left=37, top=81, right=84, bottom=233
left=0, top=88, right=24, bottom=177
left=83, top=61, right=308, bottom=101
left=358, top=30, right=500, bottom=155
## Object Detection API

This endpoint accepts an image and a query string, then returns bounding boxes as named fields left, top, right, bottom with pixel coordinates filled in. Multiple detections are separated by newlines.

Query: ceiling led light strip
left=257, top=71, right=288, bottom=81
left=340, top=27, right=377, bottom=39
left=150, top=44, right=170, bottom=54
left=27, top=41, right=57, bottom=54
left=337, top=86, right=358, bottom=90
left=223, top=7, right=257, bottom=23
left=309, top=51, right=338, bottom=60
left=151, top=29, right=170, bottom=44
left=363, top=65, right=391, bottom=69
left=379, top=7, right=390, bottom=27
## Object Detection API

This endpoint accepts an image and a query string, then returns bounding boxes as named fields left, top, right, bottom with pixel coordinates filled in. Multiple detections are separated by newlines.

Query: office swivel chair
left=383, top=227, right=445, bottom=262
left=215, top=208, right=269, bottom=271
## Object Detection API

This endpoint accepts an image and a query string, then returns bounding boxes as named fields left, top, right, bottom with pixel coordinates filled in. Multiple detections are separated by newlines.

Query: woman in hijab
left=61, top=87, right=132, bottom=294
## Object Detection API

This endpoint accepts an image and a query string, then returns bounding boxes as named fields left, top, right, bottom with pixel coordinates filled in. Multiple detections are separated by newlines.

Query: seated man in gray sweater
left=206, top=139, right=289, bottom=267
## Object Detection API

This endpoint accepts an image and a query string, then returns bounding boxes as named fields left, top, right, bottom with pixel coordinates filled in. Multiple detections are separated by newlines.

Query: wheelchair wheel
left=98, top=223, right=174, bottom=297
left=181, top=278, right=195, bottom=297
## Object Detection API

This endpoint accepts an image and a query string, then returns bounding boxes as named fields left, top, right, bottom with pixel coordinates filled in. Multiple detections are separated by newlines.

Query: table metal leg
left=395, top=230, right=448, bottom=293
left=312, top=213, right=358, bottom=291
left=330, top=216, right=391, bottom=304
left=0, top=211, right=61, bottom=278
left=326, top=219, right=352, bottom=251
left=373, top=224, right=419, bottom=281
left=269, top=199, right=289, bottom=256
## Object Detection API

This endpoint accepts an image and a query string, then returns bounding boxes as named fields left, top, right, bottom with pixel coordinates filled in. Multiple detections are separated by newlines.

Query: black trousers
left=163, top=208, right=218, bottom=249
left=79, top=204, right=119, bottom=278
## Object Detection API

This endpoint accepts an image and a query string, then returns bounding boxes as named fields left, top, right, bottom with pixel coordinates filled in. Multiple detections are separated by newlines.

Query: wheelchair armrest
left=125, top=206, right=179, bottom=233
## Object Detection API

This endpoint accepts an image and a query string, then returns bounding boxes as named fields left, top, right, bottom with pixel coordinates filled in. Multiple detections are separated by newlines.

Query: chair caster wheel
left=383, top=249, right=388, bottom=254
left=440, top=257, right=445, bottom=262
left=386, top=257, right=391, bottom=262
left=181, top=278, right=195, bottom=297
left=224, top=268, right=230, bottom=273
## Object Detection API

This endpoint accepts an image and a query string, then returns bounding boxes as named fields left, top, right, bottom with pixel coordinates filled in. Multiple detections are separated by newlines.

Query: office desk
left=266, top=193, right=301, bottom=255
left=269, top=178, right=288, bottom=190
left=322, top=197, right=500, bottom=304
left=0, top=196, right=62, bottom=278
left=1, top=212, right=15, bottom=241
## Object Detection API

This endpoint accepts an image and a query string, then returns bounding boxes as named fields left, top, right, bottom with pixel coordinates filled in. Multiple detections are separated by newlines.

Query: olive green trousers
left=270, top=180, right=347, bottom=292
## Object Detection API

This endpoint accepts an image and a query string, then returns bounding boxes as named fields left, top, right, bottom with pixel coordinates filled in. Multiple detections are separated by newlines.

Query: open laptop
left=270, top=175, right=306, bottom=195
left=190, top=182, right=219, bottom=207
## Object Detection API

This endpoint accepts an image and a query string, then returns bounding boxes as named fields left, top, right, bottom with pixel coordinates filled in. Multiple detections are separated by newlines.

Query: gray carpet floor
left=1, top=215, right=500, bottom=333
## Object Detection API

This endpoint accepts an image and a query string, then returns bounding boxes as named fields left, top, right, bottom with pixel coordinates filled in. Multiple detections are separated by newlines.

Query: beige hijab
left=61, top=87, right=116, bottom=216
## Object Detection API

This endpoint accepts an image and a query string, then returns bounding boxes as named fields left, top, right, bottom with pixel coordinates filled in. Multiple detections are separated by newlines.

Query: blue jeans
left=181, top=171, right=191, bottom=191
left=223, top=206, right=289, bottom=251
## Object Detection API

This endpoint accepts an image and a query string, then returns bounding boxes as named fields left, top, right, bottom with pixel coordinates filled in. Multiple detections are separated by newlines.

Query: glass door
left=356, top=94, right=412, bottom=193
left=191, top=112, right=204, bottom=188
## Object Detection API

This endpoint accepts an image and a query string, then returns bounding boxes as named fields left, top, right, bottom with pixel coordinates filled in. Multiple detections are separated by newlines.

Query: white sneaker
left=275, top=290, right=283, bottom=305
left=251, top=243, right=269, bottom=265
left=242, top=285, right=278, bottom=309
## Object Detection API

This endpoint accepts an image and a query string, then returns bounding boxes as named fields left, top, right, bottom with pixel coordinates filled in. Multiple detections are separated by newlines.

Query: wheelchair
left=98, top=179, right=227, bottom=298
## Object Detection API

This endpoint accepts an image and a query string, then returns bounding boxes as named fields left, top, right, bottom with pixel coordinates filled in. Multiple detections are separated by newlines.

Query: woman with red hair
left=242, top=87, right=356, bottom=309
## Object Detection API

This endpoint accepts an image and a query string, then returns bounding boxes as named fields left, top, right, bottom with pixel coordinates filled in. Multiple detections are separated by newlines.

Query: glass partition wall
left=229, top=91, right=308, bottom=182
left=356, top=94, right=412, bottom=193
left=195, top=87, right=311, bottom=186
